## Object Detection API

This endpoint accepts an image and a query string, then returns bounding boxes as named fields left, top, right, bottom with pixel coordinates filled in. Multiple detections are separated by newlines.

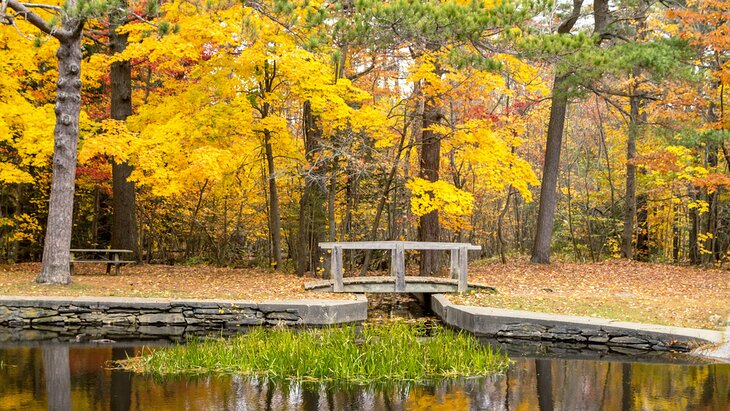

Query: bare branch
left=246, top=1, right=304, bottom=43
left=84, top=32, right=109, bottom=47
left=21, top=2, right=62, bottom=12
left=10, top=16, right=33, bottom=39
left=128, top=9, right=158, bottom=28
left=347, top=64, right=376, bottom=82
left=5, top=0, right=71, bottom=39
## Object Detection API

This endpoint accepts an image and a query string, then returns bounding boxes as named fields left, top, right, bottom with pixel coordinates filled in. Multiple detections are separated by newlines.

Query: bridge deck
left=305, top=276, right=496, bottom=294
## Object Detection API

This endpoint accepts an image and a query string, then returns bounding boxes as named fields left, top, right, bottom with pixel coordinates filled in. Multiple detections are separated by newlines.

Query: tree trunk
left=531, top=73, right=570, bottom=264
left=497, top=188, right=513, bottom=264
left=635, top=192, right=649, bottom=260
left=296, top=101, right=327, bottom=276
left=111, top=161, right=137, bottom=253
left=264, top=129, right=282, bottom=270
left=705, top=101, right=720, bottom=263
left=530, top=0, right=586, bottom=264
left=621, top=90, right=641, bottom=259
left=418, top=90, right=442, bottom=276
left=37, top=22, right=84, bottom=285
left=689, top=186, right=700, bottom=264
left=109, top=1, right=139, bottom=260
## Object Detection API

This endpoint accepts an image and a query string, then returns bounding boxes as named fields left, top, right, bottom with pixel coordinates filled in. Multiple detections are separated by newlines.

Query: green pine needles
left=121, top=323, right=509, bottom=383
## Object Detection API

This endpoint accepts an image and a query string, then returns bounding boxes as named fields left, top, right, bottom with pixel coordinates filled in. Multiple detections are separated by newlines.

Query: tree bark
left=109, top=3, right=139, bottom=260
left=418, top=90, right=442, bottom=276
left=36, top=20, right=85, bottom=284
left=531, top=73, right=570, bottom=264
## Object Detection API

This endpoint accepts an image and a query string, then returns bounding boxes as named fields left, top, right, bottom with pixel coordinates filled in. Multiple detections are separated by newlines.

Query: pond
left=0, top=340, right=728, bottom=410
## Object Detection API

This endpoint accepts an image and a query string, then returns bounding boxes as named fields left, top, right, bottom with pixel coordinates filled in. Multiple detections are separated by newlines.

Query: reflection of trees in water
left=110, top=347, right=132, bottom=411
left=42, top=345, right=71, bottom=411
left=536, top=359, right=553, bottom=411
left=1, top=347, right=730, bottom=410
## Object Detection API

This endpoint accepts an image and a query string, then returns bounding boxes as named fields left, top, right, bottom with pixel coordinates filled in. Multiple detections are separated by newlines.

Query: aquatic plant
left=120, top=323, right=509, bottom=382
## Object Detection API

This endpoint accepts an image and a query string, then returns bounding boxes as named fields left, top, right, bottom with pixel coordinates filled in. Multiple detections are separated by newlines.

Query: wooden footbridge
left=304, top=241, right=492, bottom=294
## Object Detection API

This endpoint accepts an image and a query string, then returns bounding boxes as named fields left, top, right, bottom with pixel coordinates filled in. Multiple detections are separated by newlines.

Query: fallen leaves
left=0, top=263, right=353, bottom=302
left=451, top=258, right=730, bottom=330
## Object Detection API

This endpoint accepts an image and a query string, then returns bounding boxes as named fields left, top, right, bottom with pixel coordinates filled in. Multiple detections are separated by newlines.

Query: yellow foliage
left=440, top=118, right=539, bottom=201
left=407, top=178, right=475, bottom=231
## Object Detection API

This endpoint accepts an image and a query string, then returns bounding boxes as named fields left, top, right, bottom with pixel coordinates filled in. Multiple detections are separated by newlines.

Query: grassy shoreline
left=119, top=323, right=509, bottom=382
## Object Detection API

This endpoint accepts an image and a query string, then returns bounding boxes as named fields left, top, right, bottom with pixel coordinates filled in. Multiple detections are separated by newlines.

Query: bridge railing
left=319, top=241, right=481, bottom=292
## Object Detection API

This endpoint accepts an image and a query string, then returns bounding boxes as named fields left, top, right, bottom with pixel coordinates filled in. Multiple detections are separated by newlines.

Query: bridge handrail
left=319, top=241, right=481, bottom=251
left=319, top=241, right=480, bottom=293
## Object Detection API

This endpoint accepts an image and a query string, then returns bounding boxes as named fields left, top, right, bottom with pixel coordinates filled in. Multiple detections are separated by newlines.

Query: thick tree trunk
left=531, top=74, right=570, bottom=264
left=296, top=101, right=327, bottom=276
left=621, top=92, right=641, bottom=259
left=418, top=92, right=442, bottom=276
left=37, top=22, right=84, bottom=285
left=109, top=4, right=139, bottom=260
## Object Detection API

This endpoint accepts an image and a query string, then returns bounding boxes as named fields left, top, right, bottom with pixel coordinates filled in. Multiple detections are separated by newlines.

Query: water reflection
left=0, top=345, right=728, bottom=410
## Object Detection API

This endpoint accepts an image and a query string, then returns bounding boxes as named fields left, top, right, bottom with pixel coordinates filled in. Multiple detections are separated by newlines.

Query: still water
left=0, top=342, right=728, bottom=411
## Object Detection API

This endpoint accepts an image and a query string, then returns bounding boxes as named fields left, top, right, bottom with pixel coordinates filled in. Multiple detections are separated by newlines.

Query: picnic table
left=70, top=249, right=135, bottom=275
left=318, top=241, right=481, bottom=293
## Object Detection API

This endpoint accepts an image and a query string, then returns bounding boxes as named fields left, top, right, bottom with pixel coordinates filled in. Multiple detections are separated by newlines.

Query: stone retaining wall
left=0, top=296, right=367, bottom=342
left=432, top=294, right=724, bottom=353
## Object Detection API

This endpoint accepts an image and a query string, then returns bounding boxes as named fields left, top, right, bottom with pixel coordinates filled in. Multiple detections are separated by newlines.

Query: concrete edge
left=432, top=294, right=727, bottom=357
left=0, top=294, right=368, bottom=328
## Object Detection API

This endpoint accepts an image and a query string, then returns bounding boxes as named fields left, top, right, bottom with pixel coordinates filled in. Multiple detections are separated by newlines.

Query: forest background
left=1, top=0, right=729, bottom=282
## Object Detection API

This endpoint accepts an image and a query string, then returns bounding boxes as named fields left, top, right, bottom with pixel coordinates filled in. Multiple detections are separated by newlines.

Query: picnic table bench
left=314, top=241, right=481, bottom=293
left=70, top=249, right=135, bottom=275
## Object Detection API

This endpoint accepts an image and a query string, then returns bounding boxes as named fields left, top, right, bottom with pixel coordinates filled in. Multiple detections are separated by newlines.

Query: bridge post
left=394, top=242, right=406, bottom=292
left=332, top=245, right=344, bottom=292
left=458, top=245, right=468, bottom=292
left=449, top=248, right=458, bottom=279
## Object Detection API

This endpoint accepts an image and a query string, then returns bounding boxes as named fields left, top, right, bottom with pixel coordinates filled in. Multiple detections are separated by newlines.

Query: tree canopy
left=1, top=0, right=729, bottom=280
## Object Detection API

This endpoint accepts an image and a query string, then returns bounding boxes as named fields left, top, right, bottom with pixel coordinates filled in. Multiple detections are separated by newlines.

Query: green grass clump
left=121, top=323, right=509, bottom=383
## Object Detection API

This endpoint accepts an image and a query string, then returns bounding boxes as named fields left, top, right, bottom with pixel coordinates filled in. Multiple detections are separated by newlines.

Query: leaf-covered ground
left=0, top=263, right=351, bottom=301
left=452, top=259, right=730, bottom=330
left=1, top=259, right=728, bottom=330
